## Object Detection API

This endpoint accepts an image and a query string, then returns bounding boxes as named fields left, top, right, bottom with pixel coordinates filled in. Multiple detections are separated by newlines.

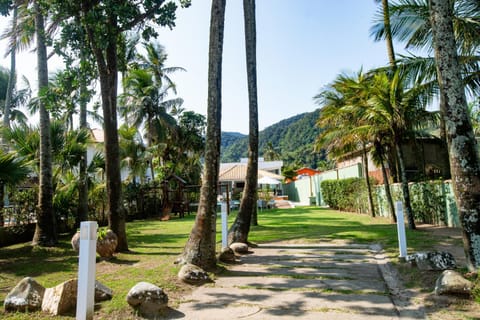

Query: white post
left=221, top=201, right=228, bottom=248
left=76, top=221, right=97, bottom=320
left=395, top=201, right=408, bottom=258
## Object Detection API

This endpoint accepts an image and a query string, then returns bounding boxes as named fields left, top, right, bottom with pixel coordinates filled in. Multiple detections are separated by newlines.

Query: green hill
left=221, top=109, right=324, bottom=169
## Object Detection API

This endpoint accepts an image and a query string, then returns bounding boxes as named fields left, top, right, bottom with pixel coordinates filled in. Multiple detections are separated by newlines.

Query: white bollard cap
left=80, top=221, right=98, bottom=240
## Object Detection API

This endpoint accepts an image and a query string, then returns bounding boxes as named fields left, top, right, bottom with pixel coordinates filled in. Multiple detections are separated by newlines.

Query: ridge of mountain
left=221, top=109, right=323, bottom=168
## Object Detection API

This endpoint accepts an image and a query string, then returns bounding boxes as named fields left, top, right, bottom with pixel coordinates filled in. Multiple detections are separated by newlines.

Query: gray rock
left=71, top=232, right=80, bottom=253
left=435, top=270, right=473, bottom=296
left=230, top=242, right=249, bottom=254
left=178, top=263, right=212, bottom=285
left=126, top=282, right=168, bottom=317
left=405, top=251, right=456, bottom=270
left=4, top=277, right=45, bottom=312
left=42, top=278, right=77, bottom=315
left=217, top=247, right=236, bottom=263
left=95, top=280, right=113, bottom=302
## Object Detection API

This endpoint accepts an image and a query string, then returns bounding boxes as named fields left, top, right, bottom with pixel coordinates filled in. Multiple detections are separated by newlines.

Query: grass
left=0, top=206, right=453, bottom=319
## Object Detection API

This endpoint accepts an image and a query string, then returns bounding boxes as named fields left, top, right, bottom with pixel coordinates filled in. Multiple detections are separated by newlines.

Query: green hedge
left=321, top=178, right=370, bottom=213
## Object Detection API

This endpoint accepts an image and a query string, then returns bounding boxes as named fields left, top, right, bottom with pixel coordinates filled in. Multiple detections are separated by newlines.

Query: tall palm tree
left=181, top=0, right=226, bottom=270
left=32, top=0, right=56, bottom=246
left=429, top=0, right=480, bottom=271
left=118, top=124, right=147, bottom=184
left=367, top=68, right=437, bottom=229
left=228, top=0, right=259, bottom=244
left=315, top=71, right=377, bottom=218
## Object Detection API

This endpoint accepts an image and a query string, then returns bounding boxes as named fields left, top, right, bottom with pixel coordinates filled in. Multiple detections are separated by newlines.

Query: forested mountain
left=221, top=109, right=324, bottom=169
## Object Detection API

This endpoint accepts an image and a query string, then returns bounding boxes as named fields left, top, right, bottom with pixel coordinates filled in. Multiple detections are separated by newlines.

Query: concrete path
left=172, top=242, right=426, bottom=320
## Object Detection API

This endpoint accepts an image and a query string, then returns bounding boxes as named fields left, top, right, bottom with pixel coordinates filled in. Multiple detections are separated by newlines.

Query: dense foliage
left=221, top=109, right=323, bottom=168
left=320, top=178, right=371, bottom=214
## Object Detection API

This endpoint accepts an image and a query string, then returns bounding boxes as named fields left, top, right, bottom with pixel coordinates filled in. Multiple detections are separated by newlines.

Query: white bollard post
left=76, top=221, right=98, bottom=320
left=221, top=201, right=228, bottom=248
left=395, top=201, right=408, bottom=258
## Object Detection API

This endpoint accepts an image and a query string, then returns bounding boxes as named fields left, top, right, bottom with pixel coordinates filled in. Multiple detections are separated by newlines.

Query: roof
left=219, top=164, right=283, bottom=182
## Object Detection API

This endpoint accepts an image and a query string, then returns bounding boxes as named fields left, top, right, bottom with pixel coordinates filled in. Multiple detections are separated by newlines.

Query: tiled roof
left=219, top=164, right=283, bottom=182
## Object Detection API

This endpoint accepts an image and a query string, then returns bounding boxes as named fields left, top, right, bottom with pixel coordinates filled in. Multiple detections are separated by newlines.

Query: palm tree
left=228, top=0, right=259, bottom=243
left=32, top=0, right=56, bottom=246
left=181, top=0, right=226, bottom=270
left=366, top=68, right=438, bottom=229
left=429, top=0, right=480, bottom=271
left=0, top=150, right=29, bottom=226
left=118, top=124, right=147, bottom=184
left=120, top=68, right=183, bottom=180
left=314, top=71, right=377, bottom=218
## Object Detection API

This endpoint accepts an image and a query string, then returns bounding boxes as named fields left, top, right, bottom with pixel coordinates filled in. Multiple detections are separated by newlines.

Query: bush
left=321, top=178, right=372, bottom=213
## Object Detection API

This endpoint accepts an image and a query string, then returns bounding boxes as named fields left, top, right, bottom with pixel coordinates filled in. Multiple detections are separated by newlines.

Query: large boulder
left=406, top=251, right=456, bottom=271
left=178, top=263, right=212, bottom=285
left=126, top=282, right=168, bottom=318
left=42, top=279, right=77, bottom=316
left=4, top=277, right=45, bottom=312
left=97, top=229, right=118, bottom=258
left=435, top=270, right=473, bottom=296
left=230, top=242, right=249, bottom=254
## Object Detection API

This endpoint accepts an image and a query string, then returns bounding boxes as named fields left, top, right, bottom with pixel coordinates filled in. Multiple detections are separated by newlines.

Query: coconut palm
left=314, top=71, right=377, bottom=218
left=429, top=0, right=480, bottom=271
left=118, top=124, right=148, bottom=184
left=228, top=0, right=259, bottom=244
left=181, top=0, right=226, bottom=270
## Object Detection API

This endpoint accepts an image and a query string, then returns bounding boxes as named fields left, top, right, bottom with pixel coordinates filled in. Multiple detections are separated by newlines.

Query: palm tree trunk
left=362, top=143, right=375, bottom=217
left=429, top=0, right=480, bottom=271
left=3, top=5, right=16, bottom=131
left=32, top=1, right=57, bottom=246
left=381, top=0, right=396, bottom=67
left=395, top=142, right=416, bottom=229
left=374, top=140, right=396, bottom=222
left=181, top=0, right=225, bottom=270
left=381, top=160, right=396, bottom=222
left=228, top=0, right=258, bottom=244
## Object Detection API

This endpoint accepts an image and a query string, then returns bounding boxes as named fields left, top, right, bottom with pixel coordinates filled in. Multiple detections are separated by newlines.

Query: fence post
left=76, top=221, right=97, bottom=320
left=395, top=201, right=408, bottom=258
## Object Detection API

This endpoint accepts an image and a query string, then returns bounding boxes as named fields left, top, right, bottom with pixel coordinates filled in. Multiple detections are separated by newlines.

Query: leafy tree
left=50, top=0, right=190, bottom=251
left=181, top=0, right=226, bottom=270
left=429, top=0, right=480, bottom=271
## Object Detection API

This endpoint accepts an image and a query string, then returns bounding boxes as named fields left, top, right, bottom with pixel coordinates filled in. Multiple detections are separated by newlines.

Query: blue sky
left=0, top=1, right=397, bottom=134
left=156, top=0, right=395, bottom=134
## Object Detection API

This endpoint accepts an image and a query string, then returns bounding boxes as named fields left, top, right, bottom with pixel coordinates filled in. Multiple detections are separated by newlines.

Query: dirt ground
left=404, top=224, right=480, bottom=320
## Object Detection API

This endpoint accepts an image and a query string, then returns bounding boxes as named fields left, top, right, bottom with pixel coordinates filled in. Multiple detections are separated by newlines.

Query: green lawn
left=0, top=206, right=445, bottom=319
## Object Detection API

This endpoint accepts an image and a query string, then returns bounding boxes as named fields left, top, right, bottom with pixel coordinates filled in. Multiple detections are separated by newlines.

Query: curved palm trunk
left=395, top=142, right=416, bottom=229
left=381, top=0, right=396, bottom=67
left=362, top=143, right=375, bottom=217
left=32, top=2, right=57, bottom=246
left=228, top=0, right=258, bottom=244
left=181, top=0, right=225, bottom=270
left=430, top=0, right=480, bottom=271
left=83, top=12, right=128, bottom=252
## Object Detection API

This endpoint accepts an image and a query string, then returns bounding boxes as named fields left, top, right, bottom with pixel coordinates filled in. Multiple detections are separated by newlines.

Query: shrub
left=321, top=178, right=372, bottom=213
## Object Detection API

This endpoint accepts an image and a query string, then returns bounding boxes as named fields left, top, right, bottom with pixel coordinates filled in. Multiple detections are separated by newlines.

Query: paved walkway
left=171, top=242, right=426, bottom=320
